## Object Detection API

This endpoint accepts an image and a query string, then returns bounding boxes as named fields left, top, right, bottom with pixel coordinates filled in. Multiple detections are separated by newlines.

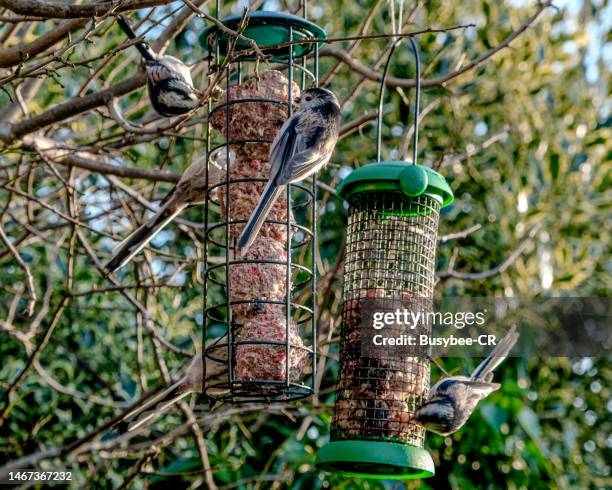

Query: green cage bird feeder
left=316, top=38, right=453, bottom=479
left=201, top=3, right=325, bottom=404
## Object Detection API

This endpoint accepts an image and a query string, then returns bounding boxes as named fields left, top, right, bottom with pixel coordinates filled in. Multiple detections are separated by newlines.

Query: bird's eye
left=304, top=95, right=313, bottom=102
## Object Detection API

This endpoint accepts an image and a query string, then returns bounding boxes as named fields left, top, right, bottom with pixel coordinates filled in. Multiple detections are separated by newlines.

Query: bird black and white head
left=144, top=56, right=199, bottom=117
left=298, top=87, right=340, bottom=110
left=115, top=15, right=198, bottom=117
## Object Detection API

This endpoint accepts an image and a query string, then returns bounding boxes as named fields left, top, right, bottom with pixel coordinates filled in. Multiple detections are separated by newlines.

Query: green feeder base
left=200, top=11, right=326, bottom=61
left=316, top=440, right=435, bottom=479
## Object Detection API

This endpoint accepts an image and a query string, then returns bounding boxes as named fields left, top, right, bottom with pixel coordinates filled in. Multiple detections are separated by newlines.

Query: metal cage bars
left=202, top=4, right=319, bottom=404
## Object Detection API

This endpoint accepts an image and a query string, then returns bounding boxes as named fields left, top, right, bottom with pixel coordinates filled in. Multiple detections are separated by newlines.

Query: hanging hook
left=375, top=36, right=421, bottom=165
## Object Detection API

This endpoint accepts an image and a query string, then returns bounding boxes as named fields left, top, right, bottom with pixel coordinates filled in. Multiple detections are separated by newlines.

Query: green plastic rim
left=337, top=161, right=454, bottom=208
left=200, top=11, right=326, bottom=61
left=316, top=440, right=435, bottom=479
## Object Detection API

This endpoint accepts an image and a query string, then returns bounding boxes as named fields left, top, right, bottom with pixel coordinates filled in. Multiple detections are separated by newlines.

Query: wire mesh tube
left=332, top=191, right=441, bottom=446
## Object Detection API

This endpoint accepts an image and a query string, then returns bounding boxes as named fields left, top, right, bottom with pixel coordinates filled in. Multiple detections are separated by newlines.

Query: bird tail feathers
left=114, top=378, right=183, bottom=434
left=116, top=15, right=156, bottom=61
left=461, top=379, right=501, bottom=395
left=471, top=325, right=519, bottom=380
left=125, top=390, right=192, bottom=434
left=104, top=202, right=185, bottom=274
left=236, top=181, right=284, bottom=256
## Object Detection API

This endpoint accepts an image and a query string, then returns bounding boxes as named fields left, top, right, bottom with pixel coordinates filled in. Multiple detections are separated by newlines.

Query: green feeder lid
left=200, top=11, right=326, bottom=61
left=337, top=162, right=454, bottom=208
left=316, top=440, right=435, bottom=479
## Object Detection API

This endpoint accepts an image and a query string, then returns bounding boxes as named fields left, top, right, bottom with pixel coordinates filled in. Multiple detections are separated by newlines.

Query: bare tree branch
left=0, top=18, right=87, bottom=68
left=116, top=446, right=160, bottom=490
left=0, top=0, right=178, bottom=19
left=437, top=224, right=542, bottom=280
left=339, top=110, right=378, bottom=140
left=0, top=294, right=70, bottom=429
left=0, top=1, right=209, bottom=140
left=438, top=224, right=483, bottom=243
left=320, top=2, right=553, bottom=89
left=0, top=75, right=146, bottom=143
left=21, top=135, right=181, bottom=182
left=0, top=220, right=37, bottom=315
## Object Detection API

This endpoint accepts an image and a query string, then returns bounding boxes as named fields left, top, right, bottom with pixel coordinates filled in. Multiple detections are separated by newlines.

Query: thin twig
left=234, top=25, right=475, bottom=59
left=116, top=446, right=160, bottom=490
left=319, top=2, right=553, bottom=89
left=0, top=294, right=69, bottom=428
left=339, top=111, right=378, bottom=140
left=0, top=221, right=36, bottom=315
left=438, top=223, right=542, bottom=280
left=438, top=224, right=482, bottom=243
left=180, top=0, right=268, bottom=60
left=439, top=128, right=510, bottom=169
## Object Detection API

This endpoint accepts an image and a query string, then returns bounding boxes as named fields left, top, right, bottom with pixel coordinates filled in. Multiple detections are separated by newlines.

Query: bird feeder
left=316, top=39, right=453, bottom=478
left=200, top=5, right=324, bottom=403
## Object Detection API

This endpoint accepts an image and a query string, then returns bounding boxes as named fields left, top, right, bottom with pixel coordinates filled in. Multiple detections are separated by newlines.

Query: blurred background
left=0, top=0, right=609, bottom=488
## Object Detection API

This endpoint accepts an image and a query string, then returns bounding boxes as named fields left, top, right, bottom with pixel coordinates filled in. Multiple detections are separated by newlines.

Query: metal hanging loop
left=375, top=36, right=421, bottom=165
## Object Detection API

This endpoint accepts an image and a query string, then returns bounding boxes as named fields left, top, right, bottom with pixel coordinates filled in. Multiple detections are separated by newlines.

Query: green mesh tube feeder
left=315, top=162, right=452, bottom=479
left=316, top=39, right=453, bottom=479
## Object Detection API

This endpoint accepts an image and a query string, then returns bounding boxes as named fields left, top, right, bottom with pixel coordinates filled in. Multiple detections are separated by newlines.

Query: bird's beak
left=293, top=96, right=301, bottom=104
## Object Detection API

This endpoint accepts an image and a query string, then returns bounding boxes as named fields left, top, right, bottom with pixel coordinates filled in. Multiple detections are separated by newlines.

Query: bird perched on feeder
left=104, top=150, right=231, bottom=273
left=116, top=15, right=200, bottom=117
left=114, top=350, right=228, bottom=434
left=415, top=325, right=519, bottom=436
left=236, top=87, right=341, bottom=255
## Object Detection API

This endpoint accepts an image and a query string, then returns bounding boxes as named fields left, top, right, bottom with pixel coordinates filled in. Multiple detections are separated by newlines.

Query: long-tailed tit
left=115, top=350, right=228, bottom=434
left=236, top=87, right=341, bottom=255
left=116, top=16, right=199, bottom=117
left=104, top=151, right=230, bottom=273
left=415, top=325, right=519, bottom=436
